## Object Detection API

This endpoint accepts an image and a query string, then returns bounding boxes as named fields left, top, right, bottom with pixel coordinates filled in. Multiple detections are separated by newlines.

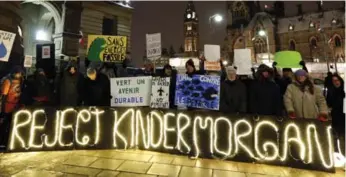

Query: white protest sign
left=24, top=55, right=33, bottom=68
left=111, top=76, right=152, bottom=107
left=234, top=49, right=252, bottom=75
left=0, top=30, right=16, bottom=62
left=204, top=45, right=220, bottom=61
left=150, top=77, right=170, bottom=109
left=146, top=33, right=161, bottom=59
left=42, top=45, right=51, bottom=59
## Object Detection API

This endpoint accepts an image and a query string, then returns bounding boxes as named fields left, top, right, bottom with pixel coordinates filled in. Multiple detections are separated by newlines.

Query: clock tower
left=184, top=1, right=199, bottom=57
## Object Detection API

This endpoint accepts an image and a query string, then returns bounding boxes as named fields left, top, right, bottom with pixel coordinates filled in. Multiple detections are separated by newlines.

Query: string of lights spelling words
left=9, top=108, right=334, bottom=169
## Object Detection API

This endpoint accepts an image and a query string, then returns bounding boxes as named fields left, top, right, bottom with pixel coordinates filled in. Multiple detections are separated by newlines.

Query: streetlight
left=209, top=14, right=223, bottom=30
left=258, top=29, right=271, bottom=62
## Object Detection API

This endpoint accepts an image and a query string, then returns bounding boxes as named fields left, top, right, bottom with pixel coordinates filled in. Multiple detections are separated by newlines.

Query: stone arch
left=331, top=33, right=342, bottom=47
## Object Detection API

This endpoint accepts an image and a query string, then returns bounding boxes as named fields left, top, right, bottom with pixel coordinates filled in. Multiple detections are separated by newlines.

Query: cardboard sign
left=7, top=107, right=336, bottom=173
left=234, top=49, right=252, bottom=75
left=42, top=46, right=51, bottom=59
left=204, top=61, right=221, bottom=71
left=274, top=51, right=302, bottom=68
left=146, top=33, right=161, bottom=59
left=150, top=77, right=170, bottom=109
left=111, top=76, right=152, bottom=107
left=175, top=74, right=220, bottom=110
left=0, top=30, right=16, bottom=62
left=24, top=55, right=33, bottom=68
left=87, top=35, right=127, bottom=62
left=204, top=45, right=220, bottom=61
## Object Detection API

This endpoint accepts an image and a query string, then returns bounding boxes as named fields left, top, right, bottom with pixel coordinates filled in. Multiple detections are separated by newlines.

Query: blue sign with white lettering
left=175, top=74, right=220, bottom=110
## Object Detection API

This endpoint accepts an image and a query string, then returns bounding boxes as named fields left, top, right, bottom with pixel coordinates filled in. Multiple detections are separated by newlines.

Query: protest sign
left=111, top=76, right=152, bottom=107
left=234, top=49, right=252, bottom=75
left=274, top=51, right=302, bottom=68
left=42, top=45, right=51, bottom=59
left=204, top=45, right=221, bottom=71
left=0, top=30, right=16, bottom=62
left=146, top=33, right=161, bottom=59
left=24, top=55, right=33, bottom=68
left=87, top=35, right=127, bottom=62
left=150, top=77, right=170, bottom=109
left=175, top=74, right=220, bottom=110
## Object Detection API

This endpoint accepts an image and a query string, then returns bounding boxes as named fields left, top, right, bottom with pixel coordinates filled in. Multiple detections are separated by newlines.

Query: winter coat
left=327, top=86, right=345, bottom=133
left=220, top=80, right=247, bottom=114
left=31, top=74, right=52, bottom=103
left=284, top=82, right=328, bottom=119
left=59, top=71, right=83, bottom=106
left=82, top=73, right=111, bottom=106
left=249, top=79, right=282, bottom=116
left=116, top=67, right=129, bottom=78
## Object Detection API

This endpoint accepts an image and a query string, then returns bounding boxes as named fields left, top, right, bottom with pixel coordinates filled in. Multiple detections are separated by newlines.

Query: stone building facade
left=0, top=1, right=132, bottom=75
left=223, top=1, right=345, bottom=66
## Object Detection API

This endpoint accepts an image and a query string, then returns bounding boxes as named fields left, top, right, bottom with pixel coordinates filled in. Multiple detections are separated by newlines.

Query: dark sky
left=130, top=1, right=344, bottom=66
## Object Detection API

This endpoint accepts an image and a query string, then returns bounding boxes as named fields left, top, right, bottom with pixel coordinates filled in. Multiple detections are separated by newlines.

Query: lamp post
left=258, top=30, right=271, bottom=62
left=209, top=14, right=223, bottom=30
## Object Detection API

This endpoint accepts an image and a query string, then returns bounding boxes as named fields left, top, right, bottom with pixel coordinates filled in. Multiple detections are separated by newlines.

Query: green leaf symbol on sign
left=88, top=38, right=106, bottom=61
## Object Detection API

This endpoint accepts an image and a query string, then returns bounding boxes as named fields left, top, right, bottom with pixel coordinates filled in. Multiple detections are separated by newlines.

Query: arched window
left=309, top=37, right=318, bottom=60
left=289, top=40, right=296, bottom=50
left=253, top=38, right=266, bottom=54
left=334, top=36, right=341, bottom=47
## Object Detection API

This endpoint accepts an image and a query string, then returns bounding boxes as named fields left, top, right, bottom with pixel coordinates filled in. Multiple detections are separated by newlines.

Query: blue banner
left=175, top=74, right=220, bottom=110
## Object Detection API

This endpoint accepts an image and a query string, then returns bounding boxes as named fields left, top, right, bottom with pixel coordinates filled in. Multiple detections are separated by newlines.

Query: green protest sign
left=274, top=51, right=302, bottom=68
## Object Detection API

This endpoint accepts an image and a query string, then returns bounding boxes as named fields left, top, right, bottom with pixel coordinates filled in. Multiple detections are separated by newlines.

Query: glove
left=288, top=111, right=296, bottom=119
left=318, top=113, right=328, bottom=122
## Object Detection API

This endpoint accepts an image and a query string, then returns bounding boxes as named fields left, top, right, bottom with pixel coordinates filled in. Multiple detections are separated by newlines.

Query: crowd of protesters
left=0, top=56, right=344, bottom=150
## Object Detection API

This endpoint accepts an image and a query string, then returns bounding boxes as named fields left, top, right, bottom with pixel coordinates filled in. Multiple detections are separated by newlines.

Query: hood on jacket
left=65, top=61, right=78, bottom=72
left=255, top=64, right=273, bottom=81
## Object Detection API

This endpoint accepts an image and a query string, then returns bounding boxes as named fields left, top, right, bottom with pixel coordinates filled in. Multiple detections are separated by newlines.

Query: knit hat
left=226, top=66, right=237, bottom=74
left=295, top=69, right=308, bottom=77
left=11, top=66, right=23, bottom=74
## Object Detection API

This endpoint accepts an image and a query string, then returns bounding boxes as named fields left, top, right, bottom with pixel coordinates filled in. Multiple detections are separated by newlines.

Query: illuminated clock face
left=187, top=13, right=191, bottom=19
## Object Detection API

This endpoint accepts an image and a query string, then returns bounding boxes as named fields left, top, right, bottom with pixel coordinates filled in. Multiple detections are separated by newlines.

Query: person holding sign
left=284, top=69, right=328, bottom=120
left=161, top=64, right=176, bottom=109
left=185, top=59, right=205, bottom=77
left=220, top=66, right=247, bottom=114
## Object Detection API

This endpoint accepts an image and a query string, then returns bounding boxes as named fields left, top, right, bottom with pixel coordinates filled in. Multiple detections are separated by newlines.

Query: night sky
left=130, top=1, right=343, bottom=66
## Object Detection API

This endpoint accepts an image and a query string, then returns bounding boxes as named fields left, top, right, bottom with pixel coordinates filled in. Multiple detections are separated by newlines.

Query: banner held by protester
left=87, top=35, right=127, bottom=62
left=204, top=44, right=221, bottom=71
left=234, top=48, right=252, bottom=75
left=150, top=77, right=170, bottom=109
left=175, top=74, right=220, bottom=110
left=0, top=30, right=16, bottom=62
left=146, top=33, right=161, bottom=60
left=111, top=76, right=152, bottom=107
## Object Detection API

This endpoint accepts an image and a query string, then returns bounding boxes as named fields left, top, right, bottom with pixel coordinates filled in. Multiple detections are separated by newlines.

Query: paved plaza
left=0, top=149, right=344, bottom=177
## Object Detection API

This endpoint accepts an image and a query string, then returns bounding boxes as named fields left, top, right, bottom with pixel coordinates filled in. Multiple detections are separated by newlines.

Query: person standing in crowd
left=100, top=63, right=116, bottom=79
left=116, top=58, right=130, bottom=78
left=324, top=72, right=333, bottom=96
left=284, top=69, right=328, bottom=120
left=82, top=68, right=111, bottom=106
left=0, top=66, right=24, bottom=148
left=59, top=62, right=83, bottom=106
left=278, top=68, right=293, bottom=96
left=143, top=62, right=155, bottom=76
left=220, top=66, right=247, bottom=114
left=185, top=59, right=205, bottom=77
left=161, top=64, right=176, bottom=109
left=249, top=64, right=282, bottom=116
left=326, top=74, right=345, bottom=136
left=30, top=68, right=52, bottom=106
